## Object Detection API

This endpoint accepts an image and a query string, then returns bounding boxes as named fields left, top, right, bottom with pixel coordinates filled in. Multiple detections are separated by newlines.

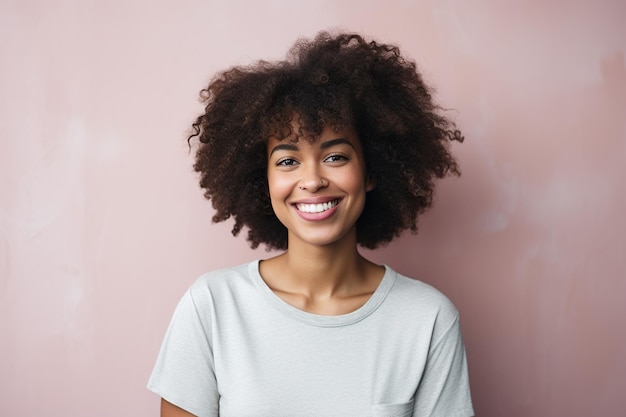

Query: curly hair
left=189, top=31, right=463, bottom=250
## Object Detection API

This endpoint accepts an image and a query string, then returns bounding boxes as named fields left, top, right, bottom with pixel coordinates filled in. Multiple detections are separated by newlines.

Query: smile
left=295, top=199, right=340, bottom=213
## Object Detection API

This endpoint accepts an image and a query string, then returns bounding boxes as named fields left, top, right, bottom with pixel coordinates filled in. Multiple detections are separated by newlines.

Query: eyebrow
left=320, top=138, right=355, bottom=150
left=269, top=137, right=355, bottom=156
left=269, top=143, right=298, bottom=156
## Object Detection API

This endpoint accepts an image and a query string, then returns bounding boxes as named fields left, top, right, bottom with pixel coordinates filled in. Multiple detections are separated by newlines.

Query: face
left=266, top=124, right=374, bottom=249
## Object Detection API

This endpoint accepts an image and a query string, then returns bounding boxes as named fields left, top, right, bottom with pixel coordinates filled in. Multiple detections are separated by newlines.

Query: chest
left=212, top=315, right=430, bottom=416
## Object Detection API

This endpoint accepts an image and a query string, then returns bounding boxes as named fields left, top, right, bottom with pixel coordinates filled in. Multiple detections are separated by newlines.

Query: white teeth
left=296, top=200, right=338, bottom=213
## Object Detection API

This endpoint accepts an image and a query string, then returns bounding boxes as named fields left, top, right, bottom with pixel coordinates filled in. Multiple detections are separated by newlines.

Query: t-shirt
left=148, top=261, right=474, bottom=417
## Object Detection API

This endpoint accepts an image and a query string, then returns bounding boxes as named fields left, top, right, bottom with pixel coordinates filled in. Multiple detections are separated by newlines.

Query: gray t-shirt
left=148, top=261, right=473, bottom=417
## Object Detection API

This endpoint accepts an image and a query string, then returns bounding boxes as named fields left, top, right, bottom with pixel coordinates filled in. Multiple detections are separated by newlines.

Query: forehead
left=268, top=119, right=358, bottom=142
left=266, top=124, right=361, bottom=151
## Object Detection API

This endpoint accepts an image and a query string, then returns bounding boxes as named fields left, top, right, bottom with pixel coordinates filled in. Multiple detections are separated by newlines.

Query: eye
left=276, top=158, right=299, bottom=167
left=324, top=154, right=348, bottom=163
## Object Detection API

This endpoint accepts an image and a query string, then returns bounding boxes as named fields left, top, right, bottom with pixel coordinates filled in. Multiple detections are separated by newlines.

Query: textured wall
left=1, top=1, right=625, bottom=416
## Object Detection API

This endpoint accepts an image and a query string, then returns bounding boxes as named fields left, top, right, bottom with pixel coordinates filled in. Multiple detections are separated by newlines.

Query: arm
left=161, top=398, right=197, bottom=417
left=148, top=288, right=219, bottom=417
left=414, top=314, right=474, bottom=417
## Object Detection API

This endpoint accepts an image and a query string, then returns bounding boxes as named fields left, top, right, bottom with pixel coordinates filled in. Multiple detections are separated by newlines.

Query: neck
left=277, top=231, right=368, bottom=297
left=258, top=229, right=385, bottom=315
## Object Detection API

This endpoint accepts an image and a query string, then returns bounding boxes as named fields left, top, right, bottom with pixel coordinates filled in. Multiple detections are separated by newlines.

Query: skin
left=161, top=123, right=385, bottom=416
left=260, top=123, right=384, bottom=315
left=161, top=399, right=195, bottom=417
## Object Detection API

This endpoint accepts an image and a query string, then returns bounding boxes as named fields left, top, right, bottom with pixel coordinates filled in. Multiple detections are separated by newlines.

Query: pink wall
left=1, top=1, right=625, bottom=416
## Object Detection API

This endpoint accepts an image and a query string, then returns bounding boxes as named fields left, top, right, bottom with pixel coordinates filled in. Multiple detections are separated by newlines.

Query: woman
left=148, top=31, right=474, bottom=417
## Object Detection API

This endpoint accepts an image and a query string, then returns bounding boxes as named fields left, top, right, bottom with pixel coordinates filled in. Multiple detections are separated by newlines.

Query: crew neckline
left=248, top=260, right=396, bottom=327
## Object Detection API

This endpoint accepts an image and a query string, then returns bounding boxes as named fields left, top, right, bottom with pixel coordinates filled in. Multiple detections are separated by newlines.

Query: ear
left=365, top=174, right=376, bottom=192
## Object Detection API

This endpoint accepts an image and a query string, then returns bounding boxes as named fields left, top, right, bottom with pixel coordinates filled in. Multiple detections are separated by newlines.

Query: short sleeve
left=413, top=314, right=474, bottom=417
left=147, top=288, right=219, bottom=417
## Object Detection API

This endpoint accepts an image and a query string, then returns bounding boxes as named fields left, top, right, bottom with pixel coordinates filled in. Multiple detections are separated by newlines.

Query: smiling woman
left=266, top=123, right=372, bottom=249
left=148, top=31, right=473, bottom=417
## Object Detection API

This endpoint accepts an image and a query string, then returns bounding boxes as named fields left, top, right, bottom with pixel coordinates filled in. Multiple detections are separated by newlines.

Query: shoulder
left=190, top=261, right=255, bottom=289
left=384, top=267, right=460, bottom=328
left=183, top=261, right=259, bottom=310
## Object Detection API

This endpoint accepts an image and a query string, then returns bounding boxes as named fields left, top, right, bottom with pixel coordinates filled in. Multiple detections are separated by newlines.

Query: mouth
left=295, top=199, right=340, bottom=213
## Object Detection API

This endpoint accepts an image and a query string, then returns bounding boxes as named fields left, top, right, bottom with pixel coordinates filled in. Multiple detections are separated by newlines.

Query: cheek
left=267, top=173, right=293, bottom=201
left=339, top=169, right=368, bottom=194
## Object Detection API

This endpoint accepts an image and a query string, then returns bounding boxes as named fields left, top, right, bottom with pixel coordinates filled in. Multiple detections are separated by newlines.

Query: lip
left=291, top=196, right=341, bottom=204
left=291, top=197, right=342, bottom=221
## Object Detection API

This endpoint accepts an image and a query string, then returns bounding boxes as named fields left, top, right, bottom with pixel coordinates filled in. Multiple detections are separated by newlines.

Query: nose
left=298, top=165, right=328, bottom=192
